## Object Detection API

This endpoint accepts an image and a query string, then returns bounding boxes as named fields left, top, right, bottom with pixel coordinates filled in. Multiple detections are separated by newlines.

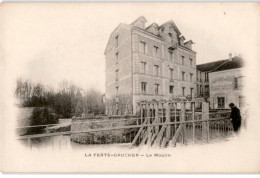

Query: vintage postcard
left=0, top=2, right=260, bottom=173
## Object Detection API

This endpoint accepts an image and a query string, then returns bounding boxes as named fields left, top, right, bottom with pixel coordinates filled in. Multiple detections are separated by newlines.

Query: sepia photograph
left=0, top=2, right=259, bottom=173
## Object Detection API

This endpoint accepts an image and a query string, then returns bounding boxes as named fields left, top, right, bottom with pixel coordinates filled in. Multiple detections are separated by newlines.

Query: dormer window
left=184, top=40, right=194, bottom=50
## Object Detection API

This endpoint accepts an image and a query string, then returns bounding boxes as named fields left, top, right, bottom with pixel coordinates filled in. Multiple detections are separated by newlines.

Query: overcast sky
left=1, top=3, right=259, bottom=93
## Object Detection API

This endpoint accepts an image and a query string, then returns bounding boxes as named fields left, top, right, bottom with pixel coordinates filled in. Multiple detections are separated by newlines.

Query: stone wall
left=70, top=115, right=138, bottom=144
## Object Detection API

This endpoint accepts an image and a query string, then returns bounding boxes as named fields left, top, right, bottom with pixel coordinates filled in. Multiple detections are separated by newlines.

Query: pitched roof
left=214, top=56, right=244, bottom=72
left=196, top=56, right=244, bottom=73
left=184, top=40, right=194, bottom=45
left=158, top=20, right=181, bottom=36
left=145, top=23, right=159, bottom=30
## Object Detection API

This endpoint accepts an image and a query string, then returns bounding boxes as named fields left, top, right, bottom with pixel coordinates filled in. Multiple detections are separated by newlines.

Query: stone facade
left=105, top=16, right=197, bottom=115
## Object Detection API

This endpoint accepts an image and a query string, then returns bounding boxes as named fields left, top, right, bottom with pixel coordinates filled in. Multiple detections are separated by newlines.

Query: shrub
left=26, top=107, right=58, bottom=135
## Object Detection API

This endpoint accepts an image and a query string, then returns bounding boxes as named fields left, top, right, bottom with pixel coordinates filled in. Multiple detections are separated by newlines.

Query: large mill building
left=104, top=16, right=197, bottom=115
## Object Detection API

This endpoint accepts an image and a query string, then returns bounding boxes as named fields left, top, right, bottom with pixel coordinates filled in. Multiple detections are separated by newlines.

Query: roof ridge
left=145, top=23, right=159, bottom=30
left=197, top=59, right=227, bottom=66
left=208, top=60, right=229, bottom=72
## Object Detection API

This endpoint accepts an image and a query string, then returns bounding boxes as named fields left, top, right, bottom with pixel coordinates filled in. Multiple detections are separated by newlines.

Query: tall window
left=182, top=71, right=185, bottom=81
left=115, top=52, right=119, bottom=62
left=170, top=68, right=174, bottom=79
left=169, top=50, right=173, bottom=61
left=141, top=82, right=147, bottom=94
left=140, top=62, right=146, bottom=74
left=154, top=65, right=159, bottom=76
left=205, top=85, right=209, bottom=94
left=181, top=56, right=185, bottom=65
left=115, top=35, right=119, bottom=47
left=115, top=70, right=119, bottom=81
left=200, top=85, right=202, bottom=95
left=139, top=41, right=147, bottom=54
left=154, top=84, right=159, bottom=95
left=234, top=77, right=238, bottom=89
left=116, top=86, right=119, bottom=97
left=169, top=85, right=174, bottom=94
left=217, top=97, right=225, bottom=108
left=190, top=73, right=193, bottom=82
left=182, top=87, right=185, bottom=96
left=153, top=46, right=159, bottom=57
left=190, top=88, right=194, bottom=97
left=205, top=73, right=209, bottom=82
left=189, top=58, right=193, bottom=67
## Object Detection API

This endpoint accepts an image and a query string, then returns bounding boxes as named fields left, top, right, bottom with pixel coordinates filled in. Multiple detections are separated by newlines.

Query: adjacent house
left=197, top=54, right=245, bottom=109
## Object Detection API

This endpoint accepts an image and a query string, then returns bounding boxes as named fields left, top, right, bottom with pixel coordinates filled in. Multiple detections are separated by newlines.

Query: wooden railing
left=16, top=100, right=233, bottom=149
left=130, top=100, right=233, bottom=148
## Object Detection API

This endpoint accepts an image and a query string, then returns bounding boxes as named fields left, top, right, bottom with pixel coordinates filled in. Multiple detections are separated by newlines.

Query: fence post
left=140, top=103, right=143, bottom=125
left=180, top=101, right=186, bottom=144
left=192, top=102, right=195, bottom=142
left=202, top=101, right=210, bottom=142
left=166, top=102, right=171, bottom=140
left=147, top=102, right=151, bottom=147
left=46, top=126, right=50, bottom=134
left=155, top=103, right=159, bottom=135
left=174, top=103, right=177, bottom=131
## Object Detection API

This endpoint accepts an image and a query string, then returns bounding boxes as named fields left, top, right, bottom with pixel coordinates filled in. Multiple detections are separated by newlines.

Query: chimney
left=131, top=16, right=147, bottom=29
left=229, top=53, right=232, bottom=61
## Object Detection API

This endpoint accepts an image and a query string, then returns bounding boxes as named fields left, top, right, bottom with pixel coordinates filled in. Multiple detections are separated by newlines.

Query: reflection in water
left=19, top=125, right=234, bottom=151
left=19, top=135, right=130, bottom=151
